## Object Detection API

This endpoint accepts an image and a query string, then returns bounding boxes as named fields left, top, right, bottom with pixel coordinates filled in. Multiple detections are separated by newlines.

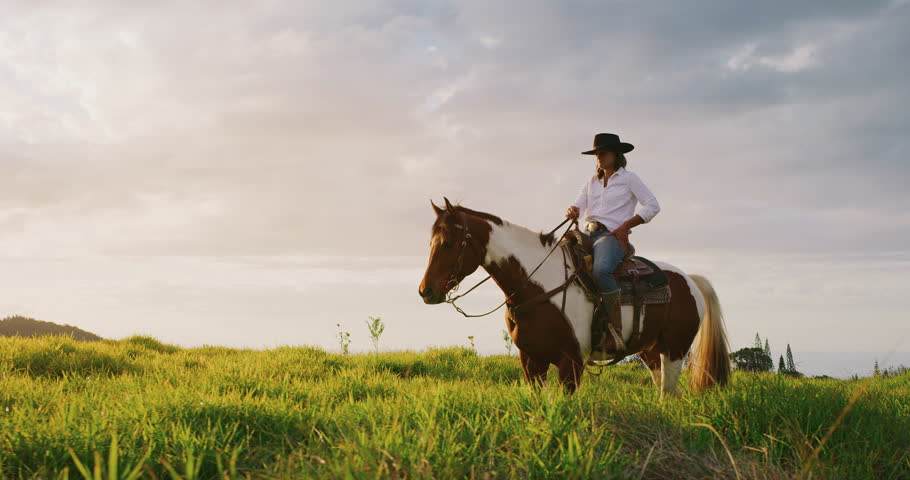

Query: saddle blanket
left=620, top=283, right=671, bottom=305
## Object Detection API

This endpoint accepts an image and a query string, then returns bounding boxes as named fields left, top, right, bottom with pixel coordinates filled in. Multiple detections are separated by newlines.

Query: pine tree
left=786, top=344, right=795, bottom=372
left=754, top=333, right=762, bottom=350
left=778, top=355, right=785, bottom=374
left=763, top=339, right=771, bottom=359
left=873, top=359, right=881, bottom=377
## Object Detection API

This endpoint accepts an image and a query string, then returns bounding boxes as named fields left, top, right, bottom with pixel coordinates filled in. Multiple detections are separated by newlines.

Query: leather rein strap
left=444, top=217, right=577, bottom=318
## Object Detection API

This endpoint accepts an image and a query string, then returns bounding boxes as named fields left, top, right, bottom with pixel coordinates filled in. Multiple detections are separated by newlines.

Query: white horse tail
left=687, top=274, right=732, bottom=392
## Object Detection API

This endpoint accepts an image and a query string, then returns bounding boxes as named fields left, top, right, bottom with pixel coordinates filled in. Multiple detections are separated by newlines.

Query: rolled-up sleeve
left=572, top=179, right=588, bottom=212
left=628, top=172, right=660, bottom=223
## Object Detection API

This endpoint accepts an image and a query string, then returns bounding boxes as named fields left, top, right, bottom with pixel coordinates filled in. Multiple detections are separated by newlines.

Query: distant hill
left=0, top=315, right=102, bottom=341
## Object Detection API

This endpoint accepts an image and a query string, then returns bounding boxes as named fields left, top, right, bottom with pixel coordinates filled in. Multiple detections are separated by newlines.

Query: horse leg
left=639, top=349, right=662, bottom=389
left=659, top=353, right=684, bottom=400
left=556, top=354, right=585, bottom=394
left=519, top=349, right=549, bottom=388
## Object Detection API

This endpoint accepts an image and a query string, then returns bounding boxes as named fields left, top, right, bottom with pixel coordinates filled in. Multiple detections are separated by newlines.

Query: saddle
left=560, top=229, right=670, bottom=304
left=558, top=227, right=672, bottom=364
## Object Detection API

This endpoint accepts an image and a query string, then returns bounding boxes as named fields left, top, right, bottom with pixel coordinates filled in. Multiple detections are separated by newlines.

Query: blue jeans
left=591, top=228, right=625, bottom=294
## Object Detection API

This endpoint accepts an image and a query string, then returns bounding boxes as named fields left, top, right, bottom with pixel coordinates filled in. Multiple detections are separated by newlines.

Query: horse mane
left=436, top=203, right=556, bottom=248
left=453, top=205, right=504, bottom=226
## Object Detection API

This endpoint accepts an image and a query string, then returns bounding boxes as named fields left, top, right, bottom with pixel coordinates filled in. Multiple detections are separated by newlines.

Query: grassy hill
left=0, top=335, right=907, bottom=479
left=0, top=315, right=102, bottom=341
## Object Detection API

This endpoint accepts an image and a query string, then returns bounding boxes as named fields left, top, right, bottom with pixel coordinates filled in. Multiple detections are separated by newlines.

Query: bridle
left=442, top=212, right=577, bottom=318
left=440, top=211, right=482, bottom=300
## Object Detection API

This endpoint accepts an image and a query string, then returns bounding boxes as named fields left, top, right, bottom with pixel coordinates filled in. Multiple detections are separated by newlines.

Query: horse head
left=418, top=197, right=490, bottom=304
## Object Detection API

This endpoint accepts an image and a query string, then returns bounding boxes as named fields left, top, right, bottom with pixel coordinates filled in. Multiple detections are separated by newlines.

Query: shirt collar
left=592, top=166, right=625, bottom=182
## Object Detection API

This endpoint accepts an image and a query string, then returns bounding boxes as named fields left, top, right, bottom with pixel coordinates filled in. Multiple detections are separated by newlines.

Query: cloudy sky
left=1, top=1, right=908, bottom=376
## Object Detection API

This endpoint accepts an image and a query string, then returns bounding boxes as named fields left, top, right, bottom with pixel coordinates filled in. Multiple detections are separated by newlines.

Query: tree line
left=731, top=332, right=801, bottom=376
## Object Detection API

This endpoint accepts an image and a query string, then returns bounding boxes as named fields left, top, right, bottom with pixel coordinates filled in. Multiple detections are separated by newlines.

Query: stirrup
left=606, top=322, right=625, bottom=352
left=591, top=323, right=625, bottom=356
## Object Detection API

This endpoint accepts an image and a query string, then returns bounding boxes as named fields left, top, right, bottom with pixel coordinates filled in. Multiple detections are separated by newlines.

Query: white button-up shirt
left=572, top=166, right=661, bottom=231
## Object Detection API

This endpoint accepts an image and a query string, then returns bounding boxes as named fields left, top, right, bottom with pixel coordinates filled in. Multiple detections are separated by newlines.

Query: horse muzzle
left=419, top=286, right=445, bottom=305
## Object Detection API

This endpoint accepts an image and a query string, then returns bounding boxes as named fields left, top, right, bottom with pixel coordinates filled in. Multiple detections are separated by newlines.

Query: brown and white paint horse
left=419, top=198, right=731, bottom=399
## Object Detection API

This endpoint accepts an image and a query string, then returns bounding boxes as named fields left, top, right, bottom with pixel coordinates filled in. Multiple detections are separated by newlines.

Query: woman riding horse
left=419, top=137, right=730, bottom=395
left=566, top=133, right=661, bottom=360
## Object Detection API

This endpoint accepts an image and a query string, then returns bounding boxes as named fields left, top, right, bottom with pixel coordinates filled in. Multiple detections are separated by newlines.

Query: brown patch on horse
left=661, top=271, right=702, bottom=360
left=486, top=255, right=584, bottom=392
left=538, top=231, right=556, bottom=247
left=629, top=270, right=702, bottom=362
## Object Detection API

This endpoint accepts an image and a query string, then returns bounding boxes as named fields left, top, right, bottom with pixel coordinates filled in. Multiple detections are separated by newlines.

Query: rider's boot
left=589, top=289, right=624, bottom=363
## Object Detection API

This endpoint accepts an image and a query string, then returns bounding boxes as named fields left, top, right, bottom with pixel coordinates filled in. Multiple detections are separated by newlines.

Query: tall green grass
left=1, top=335, right=907, bottom=479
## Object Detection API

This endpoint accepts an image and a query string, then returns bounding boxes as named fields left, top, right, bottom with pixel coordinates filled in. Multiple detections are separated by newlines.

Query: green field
left=1, top=336, right=907, bottom=479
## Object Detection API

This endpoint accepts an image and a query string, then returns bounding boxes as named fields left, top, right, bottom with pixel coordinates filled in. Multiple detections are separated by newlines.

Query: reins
left=444, top=217, right=578, bottom=318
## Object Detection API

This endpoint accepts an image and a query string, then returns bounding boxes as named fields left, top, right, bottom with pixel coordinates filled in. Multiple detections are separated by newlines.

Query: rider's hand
left=566, top=206, right=579, bottom=220
left=607, top=225, right=631, bottom=253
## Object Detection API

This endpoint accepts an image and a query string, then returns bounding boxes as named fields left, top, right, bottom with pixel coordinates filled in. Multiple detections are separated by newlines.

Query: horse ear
left=430, top=199, right=444, bottom=216
left=443, top=197, right=456, bottom=213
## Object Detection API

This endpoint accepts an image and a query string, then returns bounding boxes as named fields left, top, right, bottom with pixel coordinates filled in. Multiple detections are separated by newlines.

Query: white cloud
left=479, top=34, right=502, bottom=49
left=727, top=43, right=819, bottom=73
left=761, top=44, right=819, bottom=72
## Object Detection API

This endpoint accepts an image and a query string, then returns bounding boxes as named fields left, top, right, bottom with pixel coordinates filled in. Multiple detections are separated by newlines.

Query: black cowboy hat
left=581, top=133, right=634, bottom=155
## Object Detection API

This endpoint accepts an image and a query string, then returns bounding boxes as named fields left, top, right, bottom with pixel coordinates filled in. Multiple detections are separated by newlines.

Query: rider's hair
left=595, top=151, right=627, bottom=180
